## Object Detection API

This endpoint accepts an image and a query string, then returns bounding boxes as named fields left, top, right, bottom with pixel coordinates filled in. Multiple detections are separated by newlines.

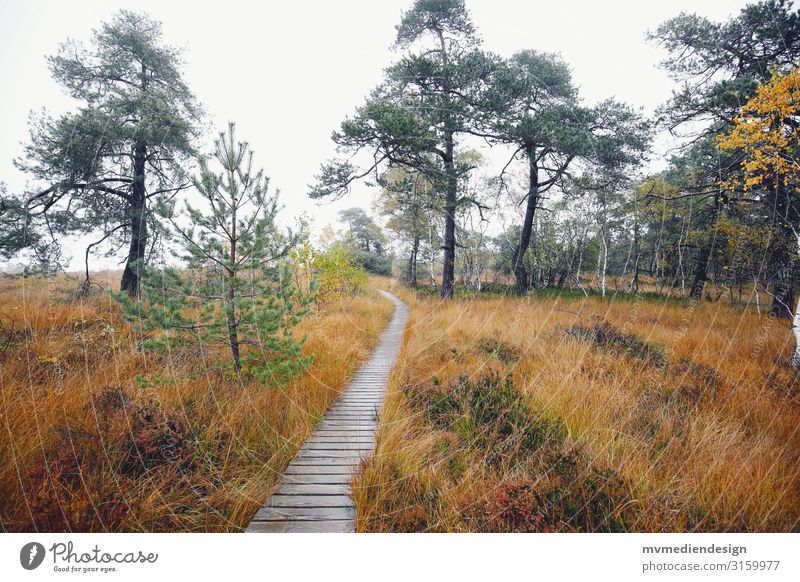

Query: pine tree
left=15, top=10, right=200, bottom=295
left=309, top=0, right=493, bottom=300
left=119, top=123, right=312, bottom=382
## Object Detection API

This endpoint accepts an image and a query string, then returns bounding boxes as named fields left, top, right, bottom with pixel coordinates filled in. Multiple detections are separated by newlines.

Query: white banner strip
left=1, top=533, right=798, bottom=581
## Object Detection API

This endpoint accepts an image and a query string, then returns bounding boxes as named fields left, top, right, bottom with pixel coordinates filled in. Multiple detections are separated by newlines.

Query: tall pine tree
left=310, top=0, right=494, bottom=299
left=16, top=10, right=200, bottom=295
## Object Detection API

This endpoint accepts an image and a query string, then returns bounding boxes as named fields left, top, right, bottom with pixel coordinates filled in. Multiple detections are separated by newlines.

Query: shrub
left=477, top=337, right=521, bottom=364
left=348, top=247, right=393, bottom=276
left=311, top=242, right=369, bottom=304
left=476, top=467, right=636, bottom=532
left=26, top=426, right=134, bottom=532
left=405, top=372, right=565, bottom=466
left=121, top=404, right=196, bottom=475
left=567, top=318, right=667, bottom=366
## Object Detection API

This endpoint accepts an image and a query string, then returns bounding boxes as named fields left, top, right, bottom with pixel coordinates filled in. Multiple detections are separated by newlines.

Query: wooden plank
left=308, top=430, right=376, bottom=436
left=283, top=465, right=355, bottom=475
left=251, top=506, right=355, bottom=522
left=326, top=410, right=377, bottom=414
left=247, top=520, right=354, bottom=533
left=302, top=440, right=373, bottom=448
left=323, top=410, right=377, bottom=415
left=338, top=394, right=383, bottom=398
left=313, top=430, right=375, bottom=436
left=307, top=437, right=376, bottom=443
left=273, top=483, right=351, bottom=495
left=302, top=442, right=374, bottom=450
left=289, top=456, right=363, bottom=465
left=311, top=435, right=374, bottom=441
left=320, top=420, right=376, bottom=426
left=307, top=437, right=375, bottom=444
left=314, top=426, right=375, bottom=433
left=279, top=473, right=352, bottom=484
left=317, top=420, right=378, bottom=433
left=293, top=456, right=365, bottom=464
left=331, top=396, right=381, bottom=400
left=267, top=495, right=354, bottom=508
left=325, top=412, right=377, bottom=417
left=296, top=449, right=369, bottom=457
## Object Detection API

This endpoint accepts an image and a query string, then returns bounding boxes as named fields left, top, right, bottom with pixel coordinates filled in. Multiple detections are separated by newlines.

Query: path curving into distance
left=246, top=290, right=409, bottom=533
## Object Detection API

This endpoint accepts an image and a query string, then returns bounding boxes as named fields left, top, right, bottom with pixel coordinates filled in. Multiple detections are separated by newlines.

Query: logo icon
left=20, top=542, right=46, bottom=570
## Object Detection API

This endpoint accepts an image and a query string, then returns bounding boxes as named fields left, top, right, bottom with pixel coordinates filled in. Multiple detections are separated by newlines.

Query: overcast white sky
left=0, top=0, right=752, bottom=271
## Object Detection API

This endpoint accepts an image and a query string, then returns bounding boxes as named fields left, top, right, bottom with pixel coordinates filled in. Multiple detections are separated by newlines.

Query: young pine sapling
left=120, top=123, right=312, bottom=383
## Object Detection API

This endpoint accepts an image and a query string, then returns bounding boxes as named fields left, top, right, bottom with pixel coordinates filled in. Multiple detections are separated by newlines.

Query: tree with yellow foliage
left=720, top=69, right=799, bottom=190
left=719, top=68, right=800, bottom=364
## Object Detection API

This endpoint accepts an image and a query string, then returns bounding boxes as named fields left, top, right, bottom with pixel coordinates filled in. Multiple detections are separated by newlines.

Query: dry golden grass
left=0, top=273, right=393, bottom=532
left=354, top=282, right=800, bottom=532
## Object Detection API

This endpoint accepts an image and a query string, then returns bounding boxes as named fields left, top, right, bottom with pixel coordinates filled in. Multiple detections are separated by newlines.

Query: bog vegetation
left=0, top=274, right=392, bottom=531
left=1, top=0, right=799, bottom=532
left=354, top=282, right=799, bottom=531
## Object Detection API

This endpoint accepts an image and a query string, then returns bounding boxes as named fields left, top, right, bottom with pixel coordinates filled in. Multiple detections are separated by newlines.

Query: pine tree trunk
left=689, top=243, right=711, bottom=301
left=769, top=181, right=796, bottom=319
left=226, top=269, right=241, bottom=373
left=513, top=146, right=538, bottom=295
left=631, top=252, right=640, bottom=293
left=120, top=143, right=148, bottom=298
left=441, top=130, right=457, bottom=300
left=689, top=196, right=722, bottom=301
left=227, top=187, right=241, bottom=373
left=431, top=27, right=457, bottom=300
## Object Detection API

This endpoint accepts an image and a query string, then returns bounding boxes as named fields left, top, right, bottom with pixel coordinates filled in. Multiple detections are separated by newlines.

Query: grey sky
left=0, top=0, right=750, bottom=270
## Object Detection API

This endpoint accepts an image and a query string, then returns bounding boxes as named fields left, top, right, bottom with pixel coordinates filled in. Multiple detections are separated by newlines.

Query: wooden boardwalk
left=246, top=290, right=409, bottom=533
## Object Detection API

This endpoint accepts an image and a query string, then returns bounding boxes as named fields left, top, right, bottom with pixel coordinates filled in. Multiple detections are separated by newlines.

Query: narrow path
left=246, top=290, right=409, bottom=533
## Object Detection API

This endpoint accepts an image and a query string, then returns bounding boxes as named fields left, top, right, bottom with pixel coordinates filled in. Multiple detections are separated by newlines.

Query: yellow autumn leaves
left=719, top=68, right=800, bottom=190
